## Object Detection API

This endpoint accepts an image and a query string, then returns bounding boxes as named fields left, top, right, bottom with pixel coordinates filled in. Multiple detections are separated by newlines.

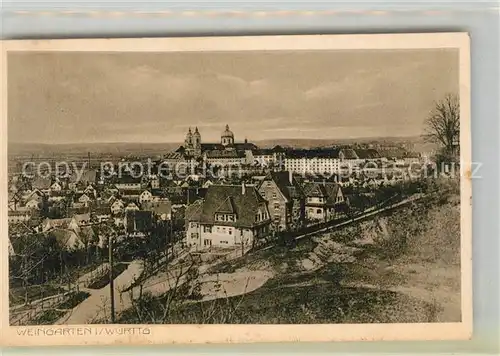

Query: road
left=55, top=260, right=143, bottom=325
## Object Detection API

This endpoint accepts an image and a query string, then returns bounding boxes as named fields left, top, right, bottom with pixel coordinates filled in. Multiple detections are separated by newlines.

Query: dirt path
left=198, top=269, right=274, bottom=302
left=55, top=260, right=143, bottom=325
left=10, top=262, right=113, bottom=325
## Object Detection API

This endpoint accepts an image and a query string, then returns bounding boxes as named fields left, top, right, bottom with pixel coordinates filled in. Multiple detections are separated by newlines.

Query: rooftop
left=188, top=184, right=269, bottom=228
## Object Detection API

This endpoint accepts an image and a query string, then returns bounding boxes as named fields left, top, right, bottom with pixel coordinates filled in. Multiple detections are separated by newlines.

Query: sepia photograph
left=0, top=33, right=471, bottom=346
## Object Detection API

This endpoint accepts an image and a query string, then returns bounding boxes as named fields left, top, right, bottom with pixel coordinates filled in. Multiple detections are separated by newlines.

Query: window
left=228, top=229, right=232, bottom=235
left=191, top=233, right=198, bottom=239
left=274, top=203, right=280, bottom=210
left=203, top=239, right=212, bottom=246
left=221, top=240, right=229, bottom=244
left=272, top=192, right=277, bottom=199
left=316, top=209, right=322, bottom=214
left=216, top=213, right=235, bottom=222
left=204, top=225, right=212, bottom=233
left=190, top=222, right=198, bottom=228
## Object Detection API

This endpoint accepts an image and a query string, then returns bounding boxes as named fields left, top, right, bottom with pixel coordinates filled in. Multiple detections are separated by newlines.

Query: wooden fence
left=10, top=263, right=112, bottom=326
left=9, top=290, right=74, bottom=326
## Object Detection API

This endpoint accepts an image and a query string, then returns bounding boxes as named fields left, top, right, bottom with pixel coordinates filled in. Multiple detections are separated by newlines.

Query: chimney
left=242, top=182, right=246, bottom=195
left=288, top=170, right=293, bottom=185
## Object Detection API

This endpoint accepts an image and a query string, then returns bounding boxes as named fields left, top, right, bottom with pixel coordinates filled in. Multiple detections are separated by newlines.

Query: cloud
left=8, top=50, right=458, bottom=143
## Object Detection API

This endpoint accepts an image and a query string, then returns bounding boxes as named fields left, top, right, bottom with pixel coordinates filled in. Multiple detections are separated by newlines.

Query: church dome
left=221, top=124, right=234, bottom=138
left=193, top=127, right=201, bottom=137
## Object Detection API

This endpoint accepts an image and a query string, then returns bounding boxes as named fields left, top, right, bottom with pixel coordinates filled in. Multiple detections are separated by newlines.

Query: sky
left=8, top=49, right=458, bottom=144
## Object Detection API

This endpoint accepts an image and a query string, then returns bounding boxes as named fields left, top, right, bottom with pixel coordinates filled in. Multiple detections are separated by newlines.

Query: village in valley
left=7, top=119, right=462, bottom=326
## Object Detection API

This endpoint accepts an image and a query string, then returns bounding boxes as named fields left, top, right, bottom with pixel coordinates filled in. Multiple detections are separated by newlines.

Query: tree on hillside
left=424, top=94, right=460, bottom=157
left=10, top=233, right=60, bottom=305
left=124, top=253, right=247, bottom=324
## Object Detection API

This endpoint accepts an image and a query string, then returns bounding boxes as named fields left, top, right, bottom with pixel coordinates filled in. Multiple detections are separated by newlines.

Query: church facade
left=176, top=125, right=257, bottom=165
left=164, top=124, right=285, bottom=172
left=182, top=124, right=247, bottom=158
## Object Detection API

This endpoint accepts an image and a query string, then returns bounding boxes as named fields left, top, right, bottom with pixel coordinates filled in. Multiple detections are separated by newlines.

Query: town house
left=22, top=188, right=44, bottom=202
left=119, top=189, right=142, bottom=201
left=115, top=176, right=142, bottom=190
left=76, top=193, right=93, bottom=207
left=8, top=210, right=31, bottom=223
left=111, top=199, right=125, bottom=215
left=83, top=184, right=97, bottom=197
left=48, top=191, right=66, bottom=203
left=303, top=181, right=345, bottom=223
left=139, top=189, right=153, bottom=204
left=149, top=175, right=160, bottom=189
left=50, top=181, right=63, bottom=192
left=25, top=197, right=42, bottom=210
left=257, top=171, right=305, bottom=231
left=42, top=217, right=80, bottom=233
left=185, top=184, right=271, bottom=251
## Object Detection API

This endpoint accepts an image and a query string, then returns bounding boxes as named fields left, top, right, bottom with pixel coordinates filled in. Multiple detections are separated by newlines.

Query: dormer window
left=215, top=213, right=236, bottom=222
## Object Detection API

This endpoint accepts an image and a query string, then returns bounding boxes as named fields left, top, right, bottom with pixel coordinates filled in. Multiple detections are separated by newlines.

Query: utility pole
left=161, top=219, right=170, bottom=261
left=171, top=215, right=175, bottom=257
left=108, top=234, right=115, bottom=323
left=241, top=231, right=244, bottom=257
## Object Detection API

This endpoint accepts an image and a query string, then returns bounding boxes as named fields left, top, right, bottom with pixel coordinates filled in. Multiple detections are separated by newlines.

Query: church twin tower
left=184, top=124, right=235, bottom=157
left=184, top=127, right=202, bottom=157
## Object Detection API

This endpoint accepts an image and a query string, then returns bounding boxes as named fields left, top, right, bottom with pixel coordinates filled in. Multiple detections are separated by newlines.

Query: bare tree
left=10, top=233, right=56, bottom=305
left=424, top=94, right=460, bottom=156
left=127, top=253, right=246, bottom=324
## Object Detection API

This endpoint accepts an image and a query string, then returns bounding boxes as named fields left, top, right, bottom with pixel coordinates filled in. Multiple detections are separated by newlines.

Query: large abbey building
left=177, top=124, right=259, bottom=163
left=182, top=124, right=244, bottom=158
left=162, top=124, right=284, bottom=170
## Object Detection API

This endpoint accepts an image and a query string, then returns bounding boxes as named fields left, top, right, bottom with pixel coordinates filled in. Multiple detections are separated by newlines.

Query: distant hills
left=8, top=135, right=436, bottom=158
left=254, top=136, right=428, bottom=149
left=8, top=142, right=181, bottom=158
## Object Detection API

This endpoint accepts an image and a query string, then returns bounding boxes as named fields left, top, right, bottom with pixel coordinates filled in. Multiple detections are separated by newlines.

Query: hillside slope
left=120, top=180, right=461, bottom=324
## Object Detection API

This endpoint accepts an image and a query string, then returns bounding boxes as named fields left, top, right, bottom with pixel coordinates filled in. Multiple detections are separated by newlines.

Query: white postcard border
left=0, top=33, right=472, bottom=346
